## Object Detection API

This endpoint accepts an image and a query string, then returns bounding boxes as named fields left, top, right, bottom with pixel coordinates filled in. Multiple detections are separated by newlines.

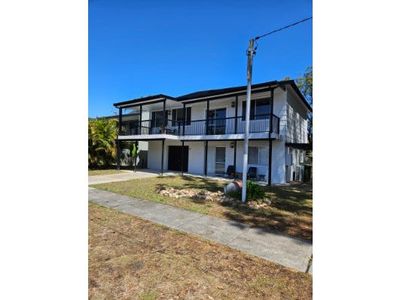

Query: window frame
left=241, top=98, right=271, bottom=121
left=172, top=107, right=191, bottom=126
left=248, top=147, right=259, bottom=164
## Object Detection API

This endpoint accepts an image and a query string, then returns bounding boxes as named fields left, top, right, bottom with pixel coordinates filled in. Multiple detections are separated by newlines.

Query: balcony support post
left=234, top=96, right=238, bottom=133
left=162, top=99, right=166, bottom=134
left=204, top=140, right=208, bottom=176
left=139, top=104, right=142, bottom=134
left=183, top=103, right=186, bottom=136
left=268, top=88, right=275, bottom=186
left=233, top=140, right=237, bottom=177
left=181, top=141, right=185, bottom=175
left=118, top=107, right=122, bottom=135
left=116, top=139, right=121, bottom=170
left=160, top=139, right=165, bottom=175
left=205, top=99, right=210, bottom=135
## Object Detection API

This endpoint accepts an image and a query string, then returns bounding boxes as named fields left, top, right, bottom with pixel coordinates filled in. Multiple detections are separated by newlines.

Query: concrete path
left=89, top=187, right=312, bottom=273
left=88, top=170, right=158, bottom=185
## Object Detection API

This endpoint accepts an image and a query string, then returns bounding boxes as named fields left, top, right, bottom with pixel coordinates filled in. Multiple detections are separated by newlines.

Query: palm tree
left=88, top=118, right=118, bottom=168
left=131, top=142, right=139, bottom=172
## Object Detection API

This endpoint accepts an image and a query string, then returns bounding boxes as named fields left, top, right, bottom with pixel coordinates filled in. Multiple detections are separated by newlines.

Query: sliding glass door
left=207, top=108, right=226, bottom=134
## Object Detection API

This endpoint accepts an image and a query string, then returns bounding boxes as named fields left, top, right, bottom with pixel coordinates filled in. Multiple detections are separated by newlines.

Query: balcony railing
left=120, top=114, right=280, bottom=136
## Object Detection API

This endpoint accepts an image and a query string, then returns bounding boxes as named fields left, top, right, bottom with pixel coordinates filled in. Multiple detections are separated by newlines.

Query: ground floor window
left=215, top=147, right=226, bottom=174
left=248, top=147, right=267, bottom=165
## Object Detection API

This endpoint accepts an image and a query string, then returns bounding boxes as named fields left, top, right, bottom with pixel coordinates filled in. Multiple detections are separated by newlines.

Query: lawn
left=93, top=176, right=312, bottom=241
left=89, top=203, right=312, bottom=299
left=88, top=169, right=125, bottom=176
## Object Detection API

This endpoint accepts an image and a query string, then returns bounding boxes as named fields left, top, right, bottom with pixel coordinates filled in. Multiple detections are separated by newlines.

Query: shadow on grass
left=155, top=176, right=312, bottom=241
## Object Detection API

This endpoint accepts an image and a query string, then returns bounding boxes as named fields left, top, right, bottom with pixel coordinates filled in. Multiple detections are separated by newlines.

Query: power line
left=255, top=17, right=312, bottom=41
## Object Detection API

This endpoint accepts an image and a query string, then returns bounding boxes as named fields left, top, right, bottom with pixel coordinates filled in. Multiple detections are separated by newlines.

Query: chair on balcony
left=248, top=167, right=257, bottom=180
left=226, top=165, right=236, bottom=178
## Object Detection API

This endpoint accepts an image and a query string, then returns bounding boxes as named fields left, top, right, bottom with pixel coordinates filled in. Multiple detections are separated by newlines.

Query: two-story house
left=114, top=80, right=311, bottom=185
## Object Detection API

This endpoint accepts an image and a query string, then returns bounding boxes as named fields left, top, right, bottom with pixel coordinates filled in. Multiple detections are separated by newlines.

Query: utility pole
left=242, top=38, right=256, bottom=203
left=240, top=17, right=311, bottom=202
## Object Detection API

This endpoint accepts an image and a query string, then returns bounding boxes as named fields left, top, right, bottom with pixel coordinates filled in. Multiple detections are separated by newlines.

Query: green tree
left=88, top=118, right=118, bottom=168
left=296, top=66, right=312, bottom=106
left=296, top=66, right=313, bottom=142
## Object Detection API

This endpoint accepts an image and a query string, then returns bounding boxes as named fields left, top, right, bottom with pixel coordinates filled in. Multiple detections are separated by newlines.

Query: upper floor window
left=172, top=107, right=191, bottom=126
left=242, top=98, right=271, bottom=120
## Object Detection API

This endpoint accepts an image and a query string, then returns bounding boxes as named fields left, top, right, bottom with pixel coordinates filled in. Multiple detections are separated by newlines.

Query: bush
left=226, top=180, right=265, bottom=201
left=246, top=181, right=265, bottom=200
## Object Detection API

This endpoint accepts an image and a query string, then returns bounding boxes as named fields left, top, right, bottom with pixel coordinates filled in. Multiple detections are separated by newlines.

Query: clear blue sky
left=89, top=0, right=312, bottom=117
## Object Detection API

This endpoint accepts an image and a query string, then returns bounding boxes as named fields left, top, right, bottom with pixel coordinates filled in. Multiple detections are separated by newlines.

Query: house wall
left=147, top=139, right=286, bottom=184
left=285, top=146, right=306, bottom=181
left=120, top=85, right=313, bottom=183
left=286, top=87, right=309, bottom=143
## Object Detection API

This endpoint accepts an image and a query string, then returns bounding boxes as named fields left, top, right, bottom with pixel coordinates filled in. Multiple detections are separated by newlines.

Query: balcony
left=120, top=114, right=280, bottom=138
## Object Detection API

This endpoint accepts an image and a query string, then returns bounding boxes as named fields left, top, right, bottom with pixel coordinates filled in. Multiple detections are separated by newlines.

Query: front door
left=215, top=147, right=226, bottom=175
left=168, top=146, right=189, bottom=172
left=207, top=108, right=226, bottom=134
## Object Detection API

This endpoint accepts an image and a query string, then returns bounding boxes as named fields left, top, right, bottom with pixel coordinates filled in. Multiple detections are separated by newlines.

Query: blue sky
left=89, top=0, right=312, bottom=117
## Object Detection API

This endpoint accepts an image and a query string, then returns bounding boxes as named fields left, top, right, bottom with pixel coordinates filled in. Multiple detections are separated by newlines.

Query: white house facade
left=114, top=80, right=312, bottom=185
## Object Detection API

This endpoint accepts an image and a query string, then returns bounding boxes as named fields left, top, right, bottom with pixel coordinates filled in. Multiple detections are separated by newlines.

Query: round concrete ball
left=224, top=180, right=242, bottom=194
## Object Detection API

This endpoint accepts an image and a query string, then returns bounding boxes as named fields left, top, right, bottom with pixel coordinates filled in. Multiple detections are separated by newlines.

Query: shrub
left=226, top=180, right=265, bottom=201
left=246, top=181, right=265, bottom=200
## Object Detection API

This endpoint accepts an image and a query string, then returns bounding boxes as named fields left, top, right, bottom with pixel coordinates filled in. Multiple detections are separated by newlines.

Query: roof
left=176, top=80, right=279, bottom=101
left=113, top=80, right=312, bottom=112
left=113, top=94, right=176, bottom=107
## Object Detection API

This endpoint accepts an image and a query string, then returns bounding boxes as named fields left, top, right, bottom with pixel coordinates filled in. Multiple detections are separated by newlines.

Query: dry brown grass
left=89, top=203, right=312, bottom=300
left=93, top=176, right=312, bottom=241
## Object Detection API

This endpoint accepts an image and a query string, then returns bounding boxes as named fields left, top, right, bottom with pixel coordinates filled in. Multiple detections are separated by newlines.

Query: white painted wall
left=146, top=139, right=286, bottom=184
left=286, top=87, right=309, bottom=143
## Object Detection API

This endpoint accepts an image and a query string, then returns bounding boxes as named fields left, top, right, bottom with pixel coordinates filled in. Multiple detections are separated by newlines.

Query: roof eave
left=113, top=94, right=176, bottom=108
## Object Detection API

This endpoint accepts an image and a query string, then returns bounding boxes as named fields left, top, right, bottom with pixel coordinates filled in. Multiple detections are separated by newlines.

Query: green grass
left=88, top=169, right=124, bottom=176
left=93, top=175, right=312, bottom=241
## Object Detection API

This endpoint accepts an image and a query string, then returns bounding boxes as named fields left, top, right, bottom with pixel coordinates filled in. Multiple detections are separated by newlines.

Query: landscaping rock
left=157, top=186, right=269, bottom=210
left=224, top=180, right=242, bottom=194
left=158, top=187, right=225, bottom=202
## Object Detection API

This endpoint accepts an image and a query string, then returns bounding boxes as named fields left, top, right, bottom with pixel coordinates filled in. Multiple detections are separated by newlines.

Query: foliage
left=296, top=66, right=313, bottom=142
left=296, top=66, right=312, bottom=106
left=227, top=180, right=265, bottom=201
left=88, top=118, right=118, bottom=168
left=246, top=180, right=265, bottom=200
left=131, top=142, right=139, bottom=171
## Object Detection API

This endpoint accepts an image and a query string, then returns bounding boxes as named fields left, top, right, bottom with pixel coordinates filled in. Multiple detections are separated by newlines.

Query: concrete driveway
left=89, top=170, right=159, bottom=185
